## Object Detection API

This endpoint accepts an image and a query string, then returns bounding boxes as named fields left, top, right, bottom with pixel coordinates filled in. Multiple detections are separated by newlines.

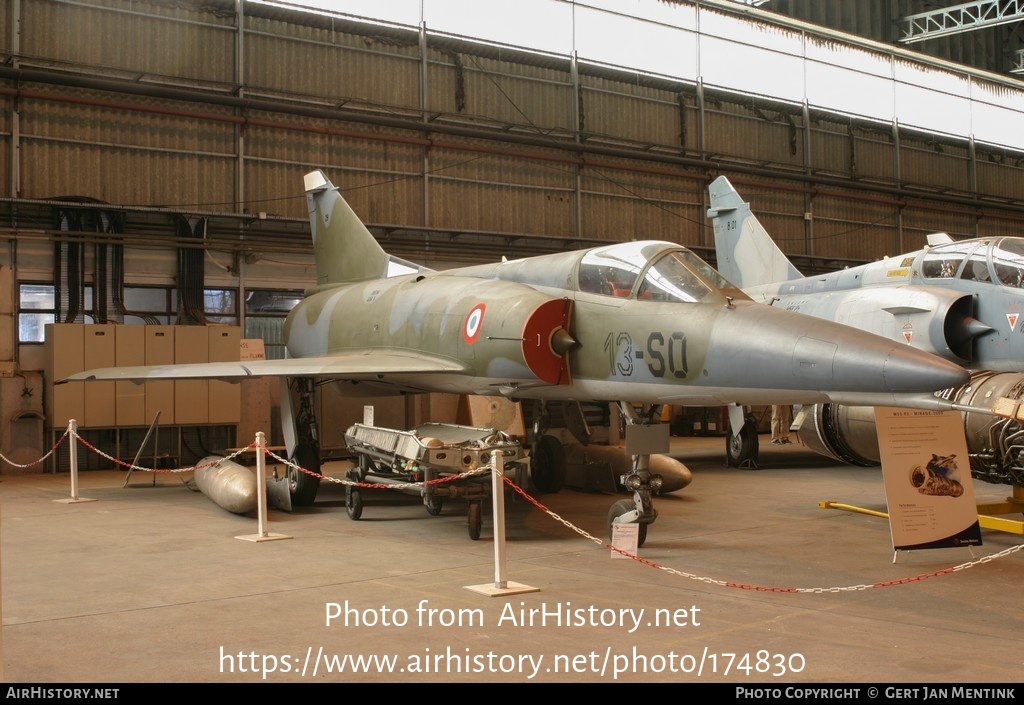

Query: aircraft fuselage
left=742, top=236, right=1024, bottom=370
left=284, top=242, right=969, bottom=407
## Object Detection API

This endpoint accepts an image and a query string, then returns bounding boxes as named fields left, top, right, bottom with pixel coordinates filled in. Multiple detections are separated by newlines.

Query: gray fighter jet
left=63, top=170, right=971, bottom=544
left=709, top=175, right=1024, bottom=371
left=708, top=175, right=1024, bottom=485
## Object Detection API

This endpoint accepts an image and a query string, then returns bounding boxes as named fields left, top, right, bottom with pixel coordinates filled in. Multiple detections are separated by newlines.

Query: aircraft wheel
left=531, top=435, right=567, bottom=493
left=346, top=488, right=363, bottom=520
left=467, top=501, right=482, bottom=541
left=725, top=417, right=759, bottom=468
left=607, top=498, right=646, bottom=548
left=289, top=442, right=322, bottom=506
left=425, top=496, right=444, bottom=516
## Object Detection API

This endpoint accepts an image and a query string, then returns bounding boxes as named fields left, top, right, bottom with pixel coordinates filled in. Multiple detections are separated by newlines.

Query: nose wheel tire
left=726, top=417, right=759, bottom=468
left=607, top=498, right=647, bottom=548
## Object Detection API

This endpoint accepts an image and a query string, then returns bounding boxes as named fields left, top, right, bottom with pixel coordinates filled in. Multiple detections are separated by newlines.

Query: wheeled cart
left=342, top=422, right=527, bottom=540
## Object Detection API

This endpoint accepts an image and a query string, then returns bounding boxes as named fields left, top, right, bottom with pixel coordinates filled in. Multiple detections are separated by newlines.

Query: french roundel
left=463, top=304, right=486, bottom=344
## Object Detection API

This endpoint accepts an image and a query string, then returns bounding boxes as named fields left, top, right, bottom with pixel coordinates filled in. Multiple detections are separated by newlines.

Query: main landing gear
left=283, top=377, right=322, bottom=506
left=527, top=401, right=567, bottom=494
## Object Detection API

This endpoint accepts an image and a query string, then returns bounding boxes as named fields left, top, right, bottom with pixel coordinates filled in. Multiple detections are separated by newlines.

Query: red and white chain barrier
left=29, top=420, right=1024, bottom=594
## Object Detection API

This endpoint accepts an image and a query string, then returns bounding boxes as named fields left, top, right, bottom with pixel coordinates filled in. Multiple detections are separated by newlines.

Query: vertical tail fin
left=707, top=176, right=803, bottom=288
left=304, top=170, right=390, bottom=286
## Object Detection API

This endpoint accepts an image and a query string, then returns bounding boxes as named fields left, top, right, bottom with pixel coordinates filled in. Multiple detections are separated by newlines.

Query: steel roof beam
left=899, top=1, right=1024, bottom=43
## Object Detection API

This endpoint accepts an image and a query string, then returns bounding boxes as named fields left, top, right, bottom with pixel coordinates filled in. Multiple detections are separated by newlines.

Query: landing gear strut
left=528, top=402, right=567, bottom=493
left=605, top=402, right=665, bottom=548
left=285, top=377, right=321, bottom=506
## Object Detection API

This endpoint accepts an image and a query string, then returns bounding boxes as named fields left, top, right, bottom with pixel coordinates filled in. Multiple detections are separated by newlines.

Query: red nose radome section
left=522, top=298, right=575, bottom=385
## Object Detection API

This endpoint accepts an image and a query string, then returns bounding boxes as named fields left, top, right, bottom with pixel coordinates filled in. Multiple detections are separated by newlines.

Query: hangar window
left=121, top=287, right=238, bottom=325
left=18, top=284, right=240, bottom=342
left=19, top=283, right=58, bottom=343
left=245, top=289, right=303, bottom=360
left=17, top=283, right=96, bottom=343
left=123, top=286, right=175, bottom=324
left=204, top=289, right=238, bottom=324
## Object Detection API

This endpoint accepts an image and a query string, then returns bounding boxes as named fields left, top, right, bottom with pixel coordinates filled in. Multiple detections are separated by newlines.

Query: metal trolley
left=342, top=422, right=528, bottom=540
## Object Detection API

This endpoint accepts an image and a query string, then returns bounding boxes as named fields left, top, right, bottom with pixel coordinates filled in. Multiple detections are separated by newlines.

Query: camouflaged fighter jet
left=63, top=170, right=971, bottom=545
left=708, top=175, right=1024, bottom=482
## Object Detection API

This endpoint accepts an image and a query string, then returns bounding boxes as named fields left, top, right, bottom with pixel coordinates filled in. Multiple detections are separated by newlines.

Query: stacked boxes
left=45, top=323, right=241, bottom=428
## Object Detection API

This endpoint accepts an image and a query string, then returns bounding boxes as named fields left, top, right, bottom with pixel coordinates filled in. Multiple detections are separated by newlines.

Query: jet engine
left=793, top=370, right=1024, bottom=486
left=879, top=288, right=985, bottom=364
left=792, top=287, right=989, bottom=366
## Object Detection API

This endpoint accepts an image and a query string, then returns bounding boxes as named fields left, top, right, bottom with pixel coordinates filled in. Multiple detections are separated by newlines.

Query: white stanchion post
left=55, top=419, right=96, bottom=504
left=68, top=419, right=79, bottom=500
left=256, top=432, right=269, bottom=537
left=237, top=430, right=292, bottom=543
left=465, top=449, right=538, bottom=597
left=491, top=451, right=508, bottom=588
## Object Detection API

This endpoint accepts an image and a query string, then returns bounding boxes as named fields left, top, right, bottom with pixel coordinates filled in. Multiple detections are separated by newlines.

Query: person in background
left=771, top=404, right=792, bottom=445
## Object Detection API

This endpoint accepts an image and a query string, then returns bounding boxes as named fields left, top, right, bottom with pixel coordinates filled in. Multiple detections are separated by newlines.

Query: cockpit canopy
left=577, top=241, right=738, bottom=302
left=921, top=237, right=1024, bottom=288
left=464, top=239, right=744, bottom=302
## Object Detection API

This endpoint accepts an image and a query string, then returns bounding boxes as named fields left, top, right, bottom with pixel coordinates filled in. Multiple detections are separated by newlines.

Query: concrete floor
left=2, top=435, right=1023, bottom=684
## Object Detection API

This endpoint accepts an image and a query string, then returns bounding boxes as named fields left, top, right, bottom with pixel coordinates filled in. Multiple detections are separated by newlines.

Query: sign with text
left=875, top=407, right=981, bottom=551
left=239, top=338, right=266, bottom=361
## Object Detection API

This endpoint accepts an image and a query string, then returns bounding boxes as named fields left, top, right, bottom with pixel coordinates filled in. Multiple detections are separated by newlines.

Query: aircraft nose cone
left=711, top=302, right=970, bottom=395
left=831, top=336, right=969, bottom=393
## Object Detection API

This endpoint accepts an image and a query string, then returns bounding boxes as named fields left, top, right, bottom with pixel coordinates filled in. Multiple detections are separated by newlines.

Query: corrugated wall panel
left=16, top=83, right=237, bottom=205
left=22, top=84, right=236, bottom=154
left=810, top=119, right=896, bottom=182
left=0, top=0, right=10, bottom=55
left=581, top=78, right=681, bottom=148
left=21, top=138, right=235, bottom=207
left=0, top=0, right=1018, bottom=262
left=901, top=207, right=978, bottom=241
left=976, top=153, right=1024, bottom=202
left=580, top=193, right=704, bottom=246
left=849, top=127, right=897, bottom=182
left=428, top=144, right=570, bottom=189
left=0, top=129, right=11, bottom=198
left=442, top=55, right=574, bottom=133
left=246, top=22, right=421, bottom=111
left=420, top=140, right=575, bottom=235
left=0, top=86, right=11, bottom=197
left=428, top=178, right=573, bottom=237
left=579, top=164, right=703, bottom=245
left=26, top=0, right=235, bottom=85
left=244, top=158, right=424, bottom=226
left=965, top=213, right=1023, bottom=240
left=704, top=100, right=805, bottom=170
left=241, top=111, right=427, bottom=220
left=809, top=120, right=853, bottom=177
left=806, top=192, right=898, bottom=261
left=899, top=133, right=972, bottom=193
